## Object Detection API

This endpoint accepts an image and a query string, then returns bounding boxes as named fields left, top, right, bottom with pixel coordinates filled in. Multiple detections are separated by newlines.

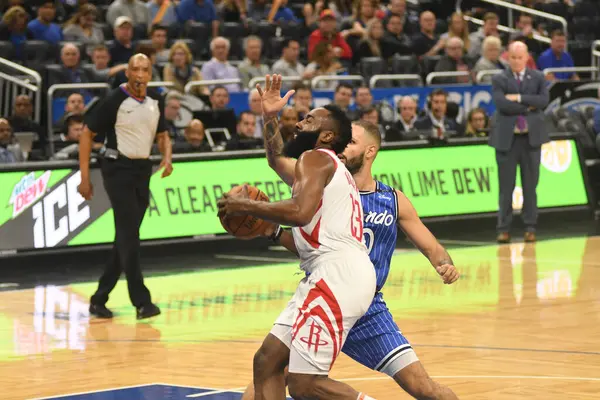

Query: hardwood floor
left=1, top=236, right=599, bottom=399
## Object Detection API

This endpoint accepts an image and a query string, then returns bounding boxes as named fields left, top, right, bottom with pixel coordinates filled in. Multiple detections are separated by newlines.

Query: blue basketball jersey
left=360, top=181, right=398, bottom=293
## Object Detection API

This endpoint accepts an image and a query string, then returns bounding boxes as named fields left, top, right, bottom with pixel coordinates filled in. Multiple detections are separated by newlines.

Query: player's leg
left=343, top=304, right=458, bottom=400
left=241, top=366, right=289, bottom=400
left=252, top=284, right=304, bottom=400
left=253, top=330, right=290, bottom=400
left=287, top=258, right=377, bottom=400
left=393, top=362, right=459, bottom=400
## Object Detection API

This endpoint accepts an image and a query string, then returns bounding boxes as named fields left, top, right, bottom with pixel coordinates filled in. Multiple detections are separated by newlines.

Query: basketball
left=219, top=185, right=270, bottom=239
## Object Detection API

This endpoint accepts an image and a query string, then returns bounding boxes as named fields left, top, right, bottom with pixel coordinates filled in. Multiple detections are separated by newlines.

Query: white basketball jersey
left=292, top=148, right=368, bottom=271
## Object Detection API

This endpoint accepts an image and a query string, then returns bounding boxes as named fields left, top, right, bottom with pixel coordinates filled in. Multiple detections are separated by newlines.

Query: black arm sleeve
left=156, top=92, right=168, bottom=134
left=84, top=88, right=124, bottom=142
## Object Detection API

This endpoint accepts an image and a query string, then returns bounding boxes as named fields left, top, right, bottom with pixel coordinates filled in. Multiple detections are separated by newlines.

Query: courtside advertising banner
left=0, top=140, right=588, bottom=252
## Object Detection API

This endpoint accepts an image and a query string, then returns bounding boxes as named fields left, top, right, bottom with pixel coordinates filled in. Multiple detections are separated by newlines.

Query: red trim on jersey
left=291, top=279, right=344, bottom=370
left=300, top=217, right=321, bottom=249
left=299, top=199, right=322, bottom=248
left=316, top=148, right=338, bottom=171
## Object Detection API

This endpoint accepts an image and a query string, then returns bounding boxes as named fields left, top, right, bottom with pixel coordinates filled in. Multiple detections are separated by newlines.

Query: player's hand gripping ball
left=218, top=185, right=271, bottom=239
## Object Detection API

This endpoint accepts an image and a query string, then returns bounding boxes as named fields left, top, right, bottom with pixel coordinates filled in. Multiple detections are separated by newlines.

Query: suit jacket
left=489, top=68, right=549, bottom=152
left=414, top=115, right=460, bottom=137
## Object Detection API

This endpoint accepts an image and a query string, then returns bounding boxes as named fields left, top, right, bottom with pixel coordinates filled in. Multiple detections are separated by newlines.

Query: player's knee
left=287, top=373, right=317, bottom=400
left=253, top=344, right=284, bottom=379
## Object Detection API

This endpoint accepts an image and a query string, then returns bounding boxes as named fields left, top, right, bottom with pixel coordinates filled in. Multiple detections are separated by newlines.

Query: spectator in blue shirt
left=271, top=0, right=298, bottom=22
left=27, top=0, right=63, bottom=45
left=176, top=0, right=219, bottom=37
left=537, top=30, right=579, bottom=82
left=0, top=6, right=33, bottom=59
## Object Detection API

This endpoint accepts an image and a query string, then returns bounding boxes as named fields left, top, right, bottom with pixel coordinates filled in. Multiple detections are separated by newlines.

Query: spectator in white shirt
left=272, top=39, right=307, bottom=90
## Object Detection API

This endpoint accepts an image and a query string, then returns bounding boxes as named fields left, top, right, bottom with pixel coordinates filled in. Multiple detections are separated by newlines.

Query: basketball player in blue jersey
left=238, top=107, right=460, bottom=397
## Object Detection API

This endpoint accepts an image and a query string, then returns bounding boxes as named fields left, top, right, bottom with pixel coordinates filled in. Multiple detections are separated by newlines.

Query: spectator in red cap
left=308, top=9, right=352, bottom=61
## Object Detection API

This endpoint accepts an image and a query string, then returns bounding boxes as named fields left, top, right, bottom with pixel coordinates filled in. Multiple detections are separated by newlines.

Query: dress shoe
left=496, top=232, right=510, bottom=243
left=136, top=303, right=161, bottom=320
left=524, top=232, right=536, bottom=242
left=89, top=304, right=113, bottom=318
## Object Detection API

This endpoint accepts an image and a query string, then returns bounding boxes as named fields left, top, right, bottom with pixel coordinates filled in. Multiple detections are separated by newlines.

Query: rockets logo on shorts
left=300, top=322, right=330, bottom=354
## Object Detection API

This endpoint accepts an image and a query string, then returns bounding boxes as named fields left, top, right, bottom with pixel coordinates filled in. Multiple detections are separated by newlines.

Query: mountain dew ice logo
left=9, top=171, right=52, bottom=218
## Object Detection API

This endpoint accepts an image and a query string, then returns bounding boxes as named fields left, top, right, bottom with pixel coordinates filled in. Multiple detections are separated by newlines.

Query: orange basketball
left=220, top=185, right=270, bottom=240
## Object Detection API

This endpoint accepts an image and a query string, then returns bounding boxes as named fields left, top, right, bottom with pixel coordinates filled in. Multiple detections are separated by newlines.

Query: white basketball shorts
left=270, top=251, right=376, bottom=375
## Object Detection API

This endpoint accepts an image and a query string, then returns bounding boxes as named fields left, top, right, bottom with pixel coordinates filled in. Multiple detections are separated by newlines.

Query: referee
left=78, top=54, right=173, bottom=320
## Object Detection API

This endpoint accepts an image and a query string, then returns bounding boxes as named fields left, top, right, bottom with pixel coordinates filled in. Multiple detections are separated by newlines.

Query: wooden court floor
left=1, top=236, right=600, bottom=399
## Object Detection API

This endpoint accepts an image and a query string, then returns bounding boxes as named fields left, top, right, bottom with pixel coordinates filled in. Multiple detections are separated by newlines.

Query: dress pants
left=90, top=157, right=153, bottom=308
left=495, top=135, right=542, bottom=233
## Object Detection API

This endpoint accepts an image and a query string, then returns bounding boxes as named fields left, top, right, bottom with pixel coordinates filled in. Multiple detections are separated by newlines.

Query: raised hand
left=256, top=74, right=295, bottom=119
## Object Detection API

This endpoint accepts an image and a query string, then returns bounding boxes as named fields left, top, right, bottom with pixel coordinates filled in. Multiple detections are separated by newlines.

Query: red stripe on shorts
left=291, top=279, right=344, bottom=370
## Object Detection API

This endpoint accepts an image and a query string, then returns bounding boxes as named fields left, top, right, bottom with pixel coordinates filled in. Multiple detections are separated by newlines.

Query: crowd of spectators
left=0, top=0, right=596, bottom=164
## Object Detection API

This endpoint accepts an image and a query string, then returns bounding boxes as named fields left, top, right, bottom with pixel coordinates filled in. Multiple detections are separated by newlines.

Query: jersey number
left=350, top=194, right=363, bottom=242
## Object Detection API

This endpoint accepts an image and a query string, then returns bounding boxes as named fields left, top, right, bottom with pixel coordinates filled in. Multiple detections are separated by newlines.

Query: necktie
left=516, top=74, right=527, bottom=131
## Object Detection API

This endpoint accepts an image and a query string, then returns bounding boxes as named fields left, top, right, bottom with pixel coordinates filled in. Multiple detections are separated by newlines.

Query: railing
left=463, top=15, right=551, bottom=46
left=248, top=76, right=302, bottom=90
left=311, top=75, right=364, bottom=89
left=0, top=58, right=43, bottom=123
left=369, top=74, right=423, bottom=88
left=591, top=40, right=600, bottom=80
left=481, top=0, right=568, bottom=41
left=475, top=69, right=504, bottom=83
left=184, top=79, right=242, bottom=93
left=148, top=81, right=175, bottom=88
left=47, top=83, right=111, bottom=155
left=542, top=66, right=597, bottom=79
left=426, top=71, right=472, bottom=85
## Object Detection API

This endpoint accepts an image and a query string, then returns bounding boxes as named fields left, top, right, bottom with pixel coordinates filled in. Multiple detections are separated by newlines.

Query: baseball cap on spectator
left=319, top=10, right=336, bottom=20
left=114, top=16, right=133, bottom=28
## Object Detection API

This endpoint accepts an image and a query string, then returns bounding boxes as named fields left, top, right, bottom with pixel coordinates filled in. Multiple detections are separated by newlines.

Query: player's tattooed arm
left=395, top=190, right=459, bottom=284
left=264, top=116, right=296, bottom=186
left=218, top=151, right=334, bottom=227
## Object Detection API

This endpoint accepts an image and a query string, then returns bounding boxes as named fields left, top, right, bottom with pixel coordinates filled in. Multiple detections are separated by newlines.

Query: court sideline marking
left=185, top=386, right=246, bottom=398
left=338, top=375, right=600, bottom=383
left=184, top=375, right=600, bottom=397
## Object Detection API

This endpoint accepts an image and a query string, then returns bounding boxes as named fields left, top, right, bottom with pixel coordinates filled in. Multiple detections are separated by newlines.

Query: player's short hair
left=551, top=29, right=566, bottom=39
left=323, top=104, right=352, bottom=154
left=353, top=120, right=381, bottom=148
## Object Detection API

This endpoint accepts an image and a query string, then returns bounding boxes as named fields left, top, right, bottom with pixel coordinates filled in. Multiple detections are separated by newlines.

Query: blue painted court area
left=40, top=384, right=245, bottom=400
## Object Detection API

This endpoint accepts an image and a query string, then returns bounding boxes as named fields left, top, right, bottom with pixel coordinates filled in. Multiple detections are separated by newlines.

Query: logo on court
left=541, top=140, right=572, bottom=173
left=300, top=321, right=329, bottom=354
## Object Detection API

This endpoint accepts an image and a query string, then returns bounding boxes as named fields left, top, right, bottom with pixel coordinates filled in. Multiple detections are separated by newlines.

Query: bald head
left=61, top=43, right=80, bottom=68
left=129, top=53, right=151, bottom=67
left=185, top=119, right=206, bottom=147
left=126, top=53, right=152, bottom=94
left=507, top=41, right=529, bottom=73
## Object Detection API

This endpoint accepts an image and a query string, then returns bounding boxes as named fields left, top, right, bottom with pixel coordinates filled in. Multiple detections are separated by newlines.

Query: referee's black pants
left=90, top=157, right=153, bottom=308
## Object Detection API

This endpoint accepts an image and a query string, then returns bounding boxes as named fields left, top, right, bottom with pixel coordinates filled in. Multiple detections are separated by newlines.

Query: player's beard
left=283, top=129, right=320, bottom=159
left=342, top=152, right=365, bottom=175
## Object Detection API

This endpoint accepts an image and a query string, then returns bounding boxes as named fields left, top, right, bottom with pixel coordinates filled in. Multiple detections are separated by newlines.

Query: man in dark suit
left=414, top=89, right=459, bottom=138
left=490, top=41, right=549, bottom=243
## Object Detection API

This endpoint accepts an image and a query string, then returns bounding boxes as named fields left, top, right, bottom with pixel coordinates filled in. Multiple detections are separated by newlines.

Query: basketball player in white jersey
left=218, top=74, right=377, bottom=400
